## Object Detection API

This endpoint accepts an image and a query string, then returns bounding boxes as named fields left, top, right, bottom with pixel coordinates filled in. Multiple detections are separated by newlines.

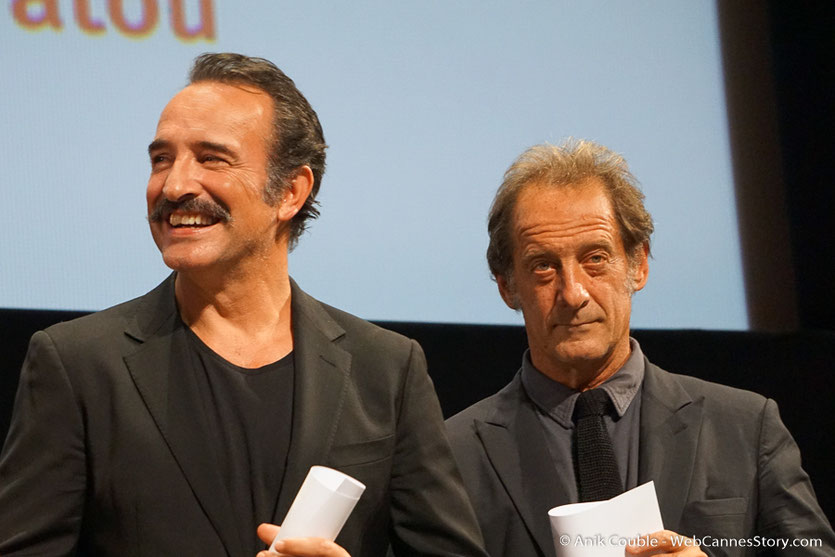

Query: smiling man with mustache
left=0, top=53, right=486, bottom=557
left=446, top=140, right=834, bottom=557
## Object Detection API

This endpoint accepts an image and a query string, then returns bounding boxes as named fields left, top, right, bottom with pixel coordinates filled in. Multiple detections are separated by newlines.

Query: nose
left=557, top=264, right=590, bottom=309
left=161, top=157, right=201, bottom=202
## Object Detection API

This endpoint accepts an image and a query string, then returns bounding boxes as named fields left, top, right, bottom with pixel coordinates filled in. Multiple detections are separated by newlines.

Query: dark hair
left=487, top=140, right=654, bottom=281
left=189, top=52, right=327, bottom=248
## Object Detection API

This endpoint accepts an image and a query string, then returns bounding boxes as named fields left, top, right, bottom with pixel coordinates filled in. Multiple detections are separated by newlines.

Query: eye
left=583, top=252, right=610, bottom=273
left=149, top=153, right=170, bottom=169
left=200, top=154, right=228, bottom=165
left=532, top=260, right=554, bottom=273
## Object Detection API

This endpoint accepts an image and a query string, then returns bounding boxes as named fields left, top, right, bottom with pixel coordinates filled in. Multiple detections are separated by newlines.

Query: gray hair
left=487, top=139, right=654, bottom=281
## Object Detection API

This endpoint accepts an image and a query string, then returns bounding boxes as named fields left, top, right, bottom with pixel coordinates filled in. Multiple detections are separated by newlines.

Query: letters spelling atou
left=12, top=0, right=215, bottom=42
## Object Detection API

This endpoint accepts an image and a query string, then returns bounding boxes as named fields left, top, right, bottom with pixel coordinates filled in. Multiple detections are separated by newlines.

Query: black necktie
left=573, top=388, right=623, bottom=502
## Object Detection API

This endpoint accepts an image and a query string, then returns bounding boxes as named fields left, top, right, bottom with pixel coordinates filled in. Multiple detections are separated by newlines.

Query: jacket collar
left=638, top=360, right=704, bottom=529
left=271, top=279, right=351, bottom=522
left=474, top=373, right=565, bottom=557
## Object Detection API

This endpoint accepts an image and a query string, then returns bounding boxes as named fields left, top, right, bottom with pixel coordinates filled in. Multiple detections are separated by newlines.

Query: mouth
left=167, top=212, right=220, bottom=228
left=554, top=320, right=597, bottom=329
left=149, top=197, right=231, bottom=228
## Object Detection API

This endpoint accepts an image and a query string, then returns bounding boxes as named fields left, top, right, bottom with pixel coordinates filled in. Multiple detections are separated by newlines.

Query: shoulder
left=446, top=393, right=502, bottom=432
left=446, top=375, right=523, bottom=438
left=34, top=278, right=174, bottom=365
left=322, top=300, right=415, bottom=353
left=292, top=282, right=418, bottom=363
left=647, top=361, right=767, bottom=403
left=644, top=361, right=771, bottom=425
left=43, top=296, right=143, bottom=343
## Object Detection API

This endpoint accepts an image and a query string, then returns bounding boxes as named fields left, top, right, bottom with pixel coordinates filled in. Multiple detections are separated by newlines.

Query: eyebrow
left=582, top=239, right=615, bottom=253
left=520, top=239, right=616, bottom=262
left=195, top=141, right=237, bottom=158
left=147, top=139, right=170, bottom=155
left=147, top=140, right=237, bottom=159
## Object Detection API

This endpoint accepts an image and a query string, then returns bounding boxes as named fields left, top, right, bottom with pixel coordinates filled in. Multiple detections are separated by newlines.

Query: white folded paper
left=269, top=466, right=366, bottom=554
left=548, top=481, right=664, bottom=557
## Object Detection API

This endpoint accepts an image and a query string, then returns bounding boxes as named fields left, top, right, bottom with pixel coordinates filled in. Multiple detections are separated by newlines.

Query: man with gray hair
left=447, top=140, right=834, bottom=556
left=0, top=53, right=486, bottom=557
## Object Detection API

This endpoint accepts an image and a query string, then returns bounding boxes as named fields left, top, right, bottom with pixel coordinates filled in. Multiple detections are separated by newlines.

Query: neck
left=173, top=250, right=294, bottom=368
left=536, top=337, right=633, bottom=391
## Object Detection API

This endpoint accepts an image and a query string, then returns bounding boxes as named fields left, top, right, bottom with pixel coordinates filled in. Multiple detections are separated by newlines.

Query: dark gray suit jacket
left=446, top=360, right=835, bottom=557
left=0, top=276, right=486, bottom=556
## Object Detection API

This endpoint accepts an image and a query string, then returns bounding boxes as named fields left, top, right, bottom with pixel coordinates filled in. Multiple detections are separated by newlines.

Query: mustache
left=148, top=197, right=232, bottom=223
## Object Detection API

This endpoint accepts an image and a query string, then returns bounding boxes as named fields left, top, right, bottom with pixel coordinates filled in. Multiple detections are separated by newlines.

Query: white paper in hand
left=548, top=481, right=664, bottom=557
left=269, top=466, right=366, bottom=554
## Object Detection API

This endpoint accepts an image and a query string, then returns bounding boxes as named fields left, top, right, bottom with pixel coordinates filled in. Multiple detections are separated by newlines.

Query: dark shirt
left=520, top=338, right=644, bottom=502
left=186, top=329, right=294, bottom=554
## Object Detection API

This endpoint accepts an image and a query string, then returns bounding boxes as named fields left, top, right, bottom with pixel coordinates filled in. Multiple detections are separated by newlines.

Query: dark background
left=2, top=0, right=834, bottom=522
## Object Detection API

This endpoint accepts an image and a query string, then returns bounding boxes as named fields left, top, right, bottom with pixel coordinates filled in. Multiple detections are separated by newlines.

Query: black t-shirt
left=185, top=329, right=294, bottom=553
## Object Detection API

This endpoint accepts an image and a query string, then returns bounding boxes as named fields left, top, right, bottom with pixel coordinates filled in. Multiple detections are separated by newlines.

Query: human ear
left=497, top=273, right=520, bottom=310
left=277, top=165, right=314, bottom=221
left=631, top=242, right=650, bottom=292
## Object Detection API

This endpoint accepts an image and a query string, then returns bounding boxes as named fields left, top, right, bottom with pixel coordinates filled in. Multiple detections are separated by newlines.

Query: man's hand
left=626, top=530, right=706, bottom=556
left=255, top=523, right=351, bottom=557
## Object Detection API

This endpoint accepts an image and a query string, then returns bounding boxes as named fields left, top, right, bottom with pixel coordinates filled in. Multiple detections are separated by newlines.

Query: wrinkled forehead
left=512, top=178, right=615, bottom=227
left=156, top=81, right=273, bottom=138
left=506, top=178, right=627, bottom=259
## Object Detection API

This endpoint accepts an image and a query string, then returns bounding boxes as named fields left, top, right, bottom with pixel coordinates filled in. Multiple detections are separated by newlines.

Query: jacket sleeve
left=0, top=331, right=87, bottom=555
left=756, top=398, right=835, bottom=555
left=387, top=340, right=487, bottom=557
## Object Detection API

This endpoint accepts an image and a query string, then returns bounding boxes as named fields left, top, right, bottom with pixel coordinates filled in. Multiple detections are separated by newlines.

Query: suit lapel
left=638, top=362, right=704, bottom=529
left=476, top=374, right=566, bottom=557
left=122, top=275, right=243, bottom=557
left=272, top=281, right=351, bottom=523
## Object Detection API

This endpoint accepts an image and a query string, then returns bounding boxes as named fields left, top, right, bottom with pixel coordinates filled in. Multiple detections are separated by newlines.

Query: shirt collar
left=520, top=338, right=645, bottom=428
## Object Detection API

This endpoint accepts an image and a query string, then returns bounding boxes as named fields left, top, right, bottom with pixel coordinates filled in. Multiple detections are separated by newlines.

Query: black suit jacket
left=446, top=360, right=835, bottom=557
left=0, top=276, right=486, bottom=556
